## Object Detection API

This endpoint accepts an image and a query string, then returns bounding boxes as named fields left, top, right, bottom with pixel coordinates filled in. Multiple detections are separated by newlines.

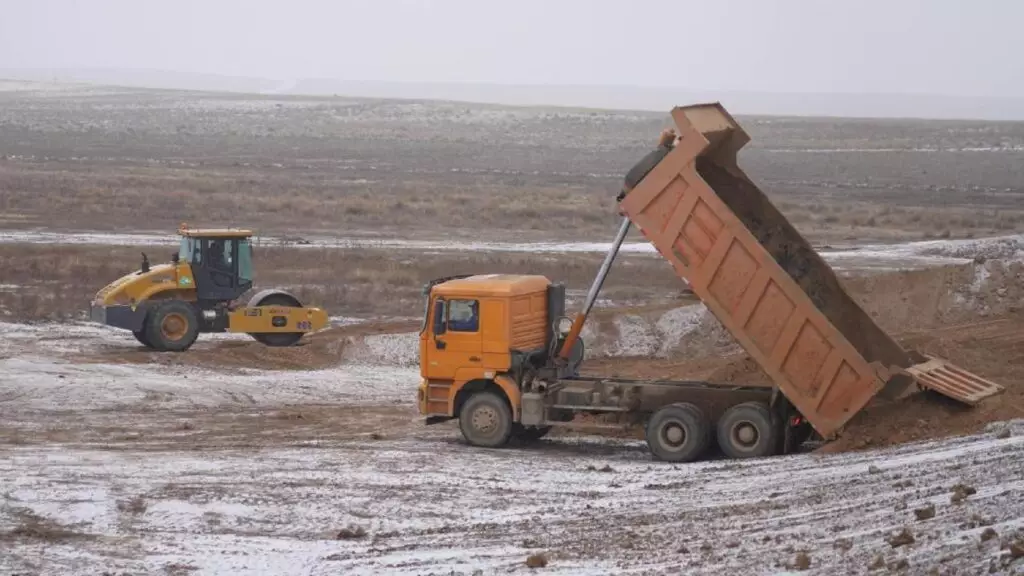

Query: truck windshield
left=238, top=239, right=253, bottom=282
left=419, top=292, right=430, bottom=334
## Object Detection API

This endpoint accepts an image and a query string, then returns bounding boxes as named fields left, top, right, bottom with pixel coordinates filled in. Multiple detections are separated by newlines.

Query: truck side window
left=448, top=299, right=479, bottom=332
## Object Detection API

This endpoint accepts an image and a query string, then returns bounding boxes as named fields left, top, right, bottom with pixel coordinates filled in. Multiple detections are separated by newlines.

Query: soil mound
left=819, top=314, right=1024, bottom=452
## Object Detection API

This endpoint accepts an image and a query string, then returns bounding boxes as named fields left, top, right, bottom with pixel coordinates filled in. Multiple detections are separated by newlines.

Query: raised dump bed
left=618, top=103, right=1004, bottom=438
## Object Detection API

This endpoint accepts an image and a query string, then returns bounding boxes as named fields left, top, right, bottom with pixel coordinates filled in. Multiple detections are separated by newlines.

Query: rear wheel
left=144, top=300, right=200, bottom=352
left=645, top=402, right=710, bottom=462
left=248, top=293, right=304, bottom=347
left=717, top=402, right=778, bottom=459
left=459, top=391, right=513, bottom=448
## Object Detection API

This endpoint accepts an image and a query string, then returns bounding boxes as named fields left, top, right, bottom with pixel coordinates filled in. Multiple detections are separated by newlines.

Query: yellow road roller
left=89, top=223, right=328, bottom=351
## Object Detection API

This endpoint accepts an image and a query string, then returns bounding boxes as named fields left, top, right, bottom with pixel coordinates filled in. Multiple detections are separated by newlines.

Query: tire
left=717, top=402, right=779, bottom=459
left=248, top=293, right=304, bottom=347
left=458, top=391, right=513, bottom=448
left=645, top=402, right=710, bottom=463
left=144, top=300, right=200, bottom=352
left=132, top=329, right=153, bottom=348
left=512, top=423, right=552, bottom=443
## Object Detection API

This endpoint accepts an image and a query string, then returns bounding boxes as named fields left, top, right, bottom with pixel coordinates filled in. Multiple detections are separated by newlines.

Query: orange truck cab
left=417, top=274, right=581, bottom=445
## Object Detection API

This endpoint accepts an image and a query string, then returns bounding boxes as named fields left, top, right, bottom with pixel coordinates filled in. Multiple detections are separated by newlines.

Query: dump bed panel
left=621, top=149, right=880, bottom=437
left=619, top=103, right=1004, bottom=437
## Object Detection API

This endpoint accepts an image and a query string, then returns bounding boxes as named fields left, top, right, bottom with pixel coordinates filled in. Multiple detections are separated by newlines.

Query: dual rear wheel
left=645, top=401, right=780, bottom=463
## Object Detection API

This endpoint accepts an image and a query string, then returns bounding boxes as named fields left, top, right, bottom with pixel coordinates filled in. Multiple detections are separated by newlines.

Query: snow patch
left=3, top=230, right=1022, bottom=273
left=607, top=315, right=660, bottom=357
left=654, top=305, right=705, bottom=355
left=0, top=355, right=417, bottom=412
left=343, top=332, right=420, bottom=367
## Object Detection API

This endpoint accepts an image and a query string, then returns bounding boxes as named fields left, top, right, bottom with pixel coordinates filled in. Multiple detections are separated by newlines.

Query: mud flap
left=902, top=354, right=1005, bottom=406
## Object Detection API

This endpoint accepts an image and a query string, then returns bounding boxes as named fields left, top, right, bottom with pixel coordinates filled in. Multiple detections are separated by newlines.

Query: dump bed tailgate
left=619, top=103, right=1004, bottom=438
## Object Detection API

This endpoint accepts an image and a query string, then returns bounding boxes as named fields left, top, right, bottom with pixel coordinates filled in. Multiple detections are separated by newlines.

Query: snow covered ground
left=2, top=414, right=1022, bottom=574
left=1, top=319, right=1023, bottom=574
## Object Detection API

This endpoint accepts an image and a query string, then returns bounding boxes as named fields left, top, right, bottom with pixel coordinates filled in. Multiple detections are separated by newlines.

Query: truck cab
left=417, top=274, right=579, bottom=445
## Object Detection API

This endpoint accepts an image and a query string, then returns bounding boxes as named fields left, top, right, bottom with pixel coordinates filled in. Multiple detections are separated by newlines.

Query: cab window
left=179, top=237, right=201, bottom=264
left=238, top=239, right=253, bottom=282
left=205, top=239, right=233, bottom=271
left=448, top=299, right=479, bottom=332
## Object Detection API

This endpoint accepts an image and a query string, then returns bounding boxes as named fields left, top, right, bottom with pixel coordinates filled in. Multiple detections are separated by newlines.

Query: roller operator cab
left=89, top=223, right=328, bottom=352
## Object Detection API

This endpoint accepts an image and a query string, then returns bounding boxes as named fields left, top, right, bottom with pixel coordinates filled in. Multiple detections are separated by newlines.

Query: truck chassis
left=444, top=375, right=811, bottom=463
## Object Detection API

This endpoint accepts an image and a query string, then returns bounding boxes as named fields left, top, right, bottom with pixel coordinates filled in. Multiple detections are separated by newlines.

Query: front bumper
left=89, top=303, right=146, bottom=332
left=89, top=302, right=107, bottom=325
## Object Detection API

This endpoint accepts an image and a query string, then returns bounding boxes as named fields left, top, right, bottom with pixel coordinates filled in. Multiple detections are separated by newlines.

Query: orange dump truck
left=417, top=103, right=1004, bottom=462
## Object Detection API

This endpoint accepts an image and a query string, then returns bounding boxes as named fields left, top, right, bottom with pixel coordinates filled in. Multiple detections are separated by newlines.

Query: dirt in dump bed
left=696, top=158, right=911, bottom=369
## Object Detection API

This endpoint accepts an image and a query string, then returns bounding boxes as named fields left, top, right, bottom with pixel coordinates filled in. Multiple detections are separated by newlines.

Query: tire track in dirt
left=2, top=422, right=1022, bottom=575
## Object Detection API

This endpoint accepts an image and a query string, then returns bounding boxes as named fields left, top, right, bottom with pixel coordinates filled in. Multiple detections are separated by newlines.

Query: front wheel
left=459, top=392, right=513, bottom=448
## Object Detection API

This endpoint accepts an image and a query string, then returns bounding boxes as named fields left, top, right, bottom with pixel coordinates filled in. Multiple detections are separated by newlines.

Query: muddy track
left=67, top=319, right=421, bottom=372
left=2, top=418, right=1022, bottom=575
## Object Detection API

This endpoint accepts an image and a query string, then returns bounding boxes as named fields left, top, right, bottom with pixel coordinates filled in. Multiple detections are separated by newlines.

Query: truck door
left=426, top=297, right=484, bottom=381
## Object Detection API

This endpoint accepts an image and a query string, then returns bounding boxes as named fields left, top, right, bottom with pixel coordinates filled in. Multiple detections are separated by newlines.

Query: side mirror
left=432, top=299, right=447, bottom=335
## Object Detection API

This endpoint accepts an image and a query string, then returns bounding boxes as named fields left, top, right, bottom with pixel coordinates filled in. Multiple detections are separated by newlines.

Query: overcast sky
left=1, top=0, right=1022, bottom=97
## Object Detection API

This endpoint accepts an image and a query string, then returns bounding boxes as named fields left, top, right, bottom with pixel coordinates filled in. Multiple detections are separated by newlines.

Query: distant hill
left=289, top=80, right=1024, bottom=121
left=0, top=67, right=278, bottom=94
left=2, top=68, right=1023, bottom=121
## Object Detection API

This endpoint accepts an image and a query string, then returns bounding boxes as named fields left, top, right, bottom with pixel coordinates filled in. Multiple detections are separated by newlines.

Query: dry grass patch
left=0, top=243, right=687, bottom=321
